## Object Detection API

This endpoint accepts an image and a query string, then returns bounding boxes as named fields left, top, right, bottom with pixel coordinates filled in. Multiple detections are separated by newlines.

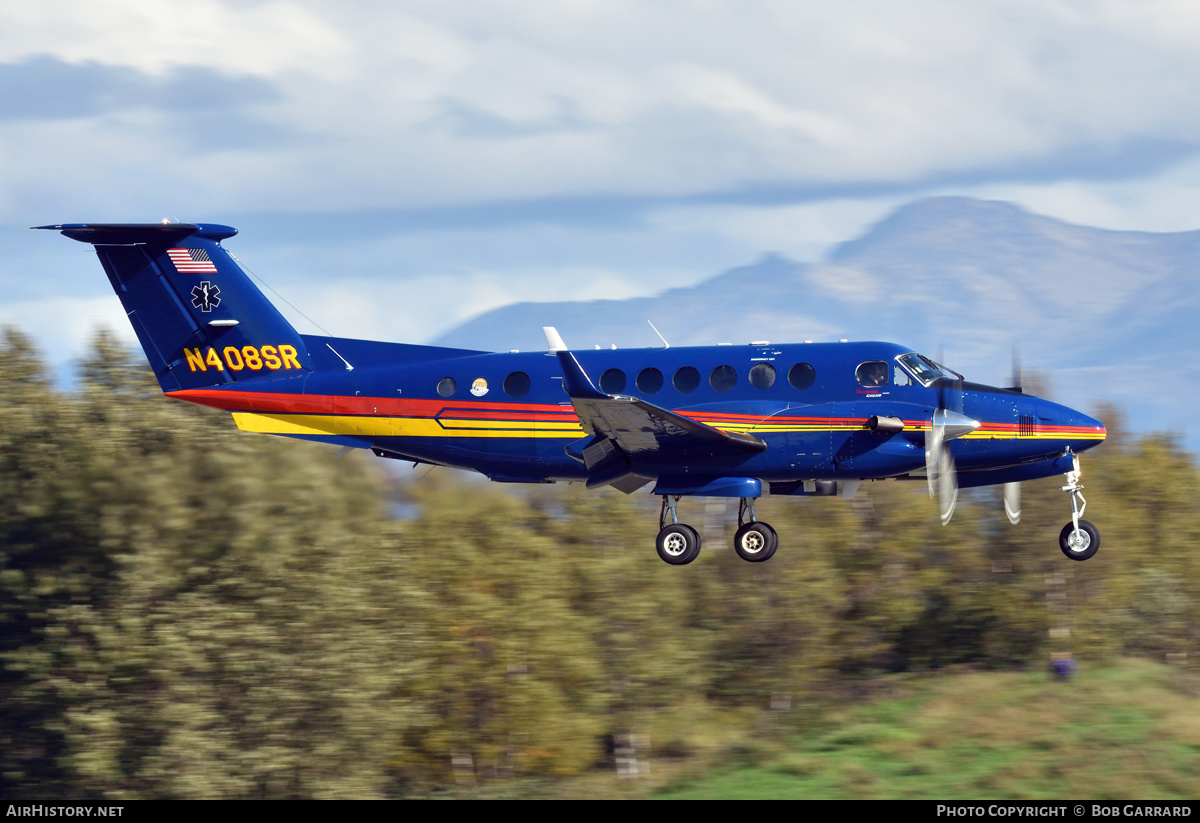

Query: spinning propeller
left=925, top=368, right=979, bottom=525
left=1003, top=346, right=1022, bottom=524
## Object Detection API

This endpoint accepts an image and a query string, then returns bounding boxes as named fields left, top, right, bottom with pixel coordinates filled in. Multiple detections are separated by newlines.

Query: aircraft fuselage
left=36, top=221, right=1107, bottom=564
left=169, top=337, right=1104, bottom=491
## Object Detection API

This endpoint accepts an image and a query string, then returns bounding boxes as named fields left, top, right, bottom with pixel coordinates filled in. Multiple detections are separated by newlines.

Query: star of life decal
left=191, top=281, right=221, bottom=312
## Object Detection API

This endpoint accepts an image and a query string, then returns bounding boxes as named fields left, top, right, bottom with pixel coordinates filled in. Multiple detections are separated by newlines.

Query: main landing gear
left=656, top=496, right=701, bottom=565
left=733, top=498, right=778, bottom=563
left=1059, top=453, right=1100, bottom=561
left=655, top=496, right=777, bottom=565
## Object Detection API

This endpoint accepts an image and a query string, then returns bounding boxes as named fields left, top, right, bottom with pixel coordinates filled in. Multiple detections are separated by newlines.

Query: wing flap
left=556, top=352, right=766, bottom=490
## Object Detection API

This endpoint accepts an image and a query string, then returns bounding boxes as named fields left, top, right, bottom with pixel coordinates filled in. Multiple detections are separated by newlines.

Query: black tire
left=1059, top=520, right=1100, bottom=561
left=734, top=521, right=778, bottom=562
left=657, top=524, right=701, bottom=565
left=760, top=537, right=778, bottom=562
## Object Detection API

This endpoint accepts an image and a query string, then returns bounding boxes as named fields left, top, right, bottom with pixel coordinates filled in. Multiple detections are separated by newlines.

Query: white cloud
left=645, top=197, right=913, bottom=263
left=8, top=0, right=1200, bottom=217
left=10, top=0, right=1200, bottom=387
left=0, top=1, right=347, bottom=76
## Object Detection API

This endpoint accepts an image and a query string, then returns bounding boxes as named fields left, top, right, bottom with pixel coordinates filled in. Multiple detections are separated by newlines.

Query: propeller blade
left=938, top=450, right=958, bottom=525
left=1003, top=482, right=1021, bottom=524
left=926, top=415, right=944, bottom=499
left=1009, top=345, right=1023, bottom=393
left=926, top=408, right=976, bottom=520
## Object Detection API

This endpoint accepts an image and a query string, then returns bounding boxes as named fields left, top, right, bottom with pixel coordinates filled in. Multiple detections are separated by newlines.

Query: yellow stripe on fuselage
left=960, top=429, right=1106, bottom=442
left=231, top=413, right=586, bottom=439
left=230, top=412, right=1105, bottom=443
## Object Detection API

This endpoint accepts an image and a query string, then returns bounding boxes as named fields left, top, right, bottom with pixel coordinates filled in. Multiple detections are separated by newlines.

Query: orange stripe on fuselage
left=168, top=388, right=579, bottom=418
left=166, top=388, right=1103, bottom=442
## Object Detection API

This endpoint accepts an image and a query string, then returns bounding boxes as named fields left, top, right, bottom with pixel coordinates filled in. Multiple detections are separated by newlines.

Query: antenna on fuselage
left=326, top=343, right=354, bottom=371
left=648, top=320, right=670, bottom=349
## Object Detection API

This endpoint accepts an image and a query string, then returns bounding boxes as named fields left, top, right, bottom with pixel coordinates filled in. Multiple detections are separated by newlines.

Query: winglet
left=543, top=326, right=568, bottom=352
left=556, top=351, right=607, bottom=400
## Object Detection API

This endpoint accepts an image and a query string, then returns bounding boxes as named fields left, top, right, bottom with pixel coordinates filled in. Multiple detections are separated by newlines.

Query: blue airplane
left=38, top=222, right=1107, bottom=565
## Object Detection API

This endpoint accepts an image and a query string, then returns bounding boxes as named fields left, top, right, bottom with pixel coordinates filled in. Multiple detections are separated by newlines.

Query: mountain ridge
left=433, top=196, right=1195, bottom=450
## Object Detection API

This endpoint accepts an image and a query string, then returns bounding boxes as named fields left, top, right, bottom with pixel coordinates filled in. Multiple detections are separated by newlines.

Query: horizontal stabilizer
left=34, top=223, right=237, bottom=245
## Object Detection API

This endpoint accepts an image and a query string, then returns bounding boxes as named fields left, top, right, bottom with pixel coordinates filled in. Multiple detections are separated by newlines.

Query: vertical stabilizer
left=35, top=223, right=311, bottom=392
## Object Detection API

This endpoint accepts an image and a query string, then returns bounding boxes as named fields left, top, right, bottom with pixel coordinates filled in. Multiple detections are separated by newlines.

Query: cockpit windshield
left=896, top=352, right=964, bottom=387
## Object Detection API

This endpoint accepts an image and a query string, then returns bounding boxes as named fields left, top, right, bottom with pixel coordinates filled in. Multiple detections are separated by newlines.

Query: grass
left=652, top=660, right=1200, bottom=799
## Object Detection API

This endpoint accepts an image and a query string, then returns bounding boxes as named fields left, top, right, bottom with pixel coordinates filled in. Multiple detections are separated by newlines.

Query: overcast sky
left=5, top=0, right=1200, bottom=373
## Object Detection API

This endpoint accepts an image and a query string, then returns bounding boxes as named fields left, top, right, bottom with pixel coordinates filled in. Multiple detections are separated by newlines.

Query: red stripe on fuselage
left=167, top=388, right=579, bottom=418
left=166, top=388, right=1099, bottom=439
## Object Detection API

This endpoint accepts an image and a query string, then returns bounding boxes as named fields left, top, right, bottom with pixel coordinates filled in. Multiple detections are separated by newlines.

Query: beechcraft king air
left=38, top=222, right=1107, bottom=565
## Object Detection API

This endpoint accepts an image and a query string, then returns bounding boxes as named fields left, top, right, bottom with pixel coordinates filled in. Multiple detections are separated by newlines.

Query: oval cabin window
left=673, top=366, right=701, bottom=393
left=503, top=371, right=531, bottom=398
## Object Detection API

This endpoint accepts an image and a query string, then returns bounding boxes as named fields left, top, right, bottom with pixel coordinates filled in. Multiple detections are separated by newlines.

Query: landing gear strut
left=733, top=498, right=777, bottom=562
left=656, top=496, right=701, bottom=565
left=653, top=495, right=779, bottom=565
left=1059, top=453, right=1100, bottom=561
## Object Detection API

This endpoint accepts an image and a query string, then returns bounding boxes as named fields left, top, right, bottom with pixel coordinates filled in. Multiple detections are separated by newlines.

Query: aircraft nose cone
left=1057, top=406, right=1106, bottom=452
left=1076, top=410, right=1107, bottom=451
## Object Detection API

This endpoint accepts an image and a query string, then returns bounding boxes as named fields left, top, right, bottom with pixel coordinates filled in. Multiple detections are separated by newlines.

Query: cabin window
left=437, top=377, right=456, bottom=397
left=710, top=364, right=737, bottom=392
left=673, top=366, right=701, bottom=393
left=637, top=367, right=664, bottom=394
left=749, top=362, right=776, bottom=389
left=600, top=368, right=627, bottom=394
left=856, top=361, right=889, bottom=388
left=503, top=371, right=531, bottom=398
left=788, top=362, right=815, bottom=390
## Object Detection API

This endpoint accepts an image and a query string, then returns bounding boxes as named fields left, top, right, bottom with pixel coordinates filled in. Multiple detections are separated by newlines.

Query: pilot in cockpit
left=858, top=361, right=888, bottom=387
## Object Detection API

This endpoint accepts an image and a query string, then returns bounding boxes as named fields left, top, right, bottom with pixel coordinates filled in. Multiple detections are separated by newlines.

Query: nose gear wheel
left=1058, top=453, right=1100, bottom=561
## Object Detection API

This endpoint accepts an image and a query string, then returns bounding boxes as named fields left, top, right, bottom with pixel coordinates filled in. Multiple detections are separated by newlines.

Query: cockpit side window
left=896, top=352, right=963, bottom=387
left=856, top=360, right=889, bottom=388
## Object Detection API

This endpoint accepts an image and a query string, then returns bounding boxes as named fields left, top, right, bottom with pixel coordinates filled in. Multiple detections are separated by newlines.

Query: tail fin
left=35, top=222, right=311, bottom=391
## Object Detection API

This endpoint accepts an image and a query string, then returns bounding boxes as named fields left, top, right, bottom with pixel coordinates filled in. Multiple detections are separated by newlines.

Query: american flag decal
left=167, top=247, right=218, bottom=273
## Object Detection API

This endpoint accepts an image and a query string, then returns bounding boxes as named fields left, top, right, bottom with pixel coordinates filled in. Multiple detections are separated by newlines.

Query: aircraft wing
left=557, top=351, right=767, bottom=492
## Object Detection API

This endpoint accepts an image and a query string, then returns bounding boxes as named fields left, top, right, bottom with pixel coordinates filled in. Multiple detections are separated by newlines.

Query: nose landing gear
left=1059, top=454, right=1100, bottom=561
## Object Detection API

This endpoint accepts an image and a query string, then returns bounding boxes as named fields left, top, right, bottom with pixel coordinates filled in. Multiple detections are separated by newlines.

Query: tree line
left=2, top=328, right=1197, bottom=798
